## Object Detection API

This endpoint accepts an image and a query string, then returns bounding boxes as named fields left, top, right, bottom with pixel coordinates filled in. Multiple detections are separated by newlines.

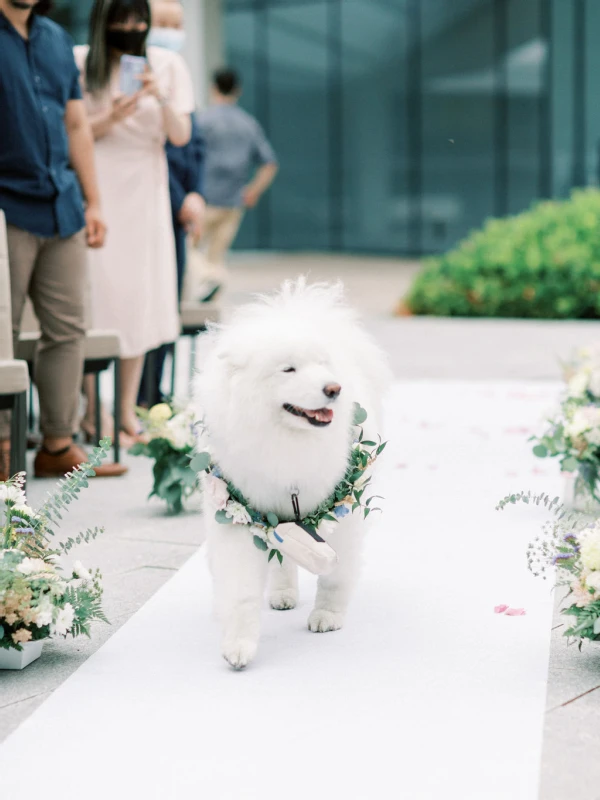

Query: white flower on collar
left=225, top=500, right=252, bottom=526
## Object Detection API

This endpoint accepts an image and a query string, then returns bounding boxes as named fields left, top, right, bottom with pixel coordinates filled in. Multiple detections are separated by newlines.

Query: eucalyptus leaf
left=532, top=444, right=548, bottom=458
left=352, top=403, right=368, bottom=426
left=562, top=456, right=579, bottom=473
left=215, top=510, right=231, bottom=525
left=253, top=536, right=269, bottom=551
left=190, top=452, right=211, bottom=473
left=267, top=512, right=279, bottom=527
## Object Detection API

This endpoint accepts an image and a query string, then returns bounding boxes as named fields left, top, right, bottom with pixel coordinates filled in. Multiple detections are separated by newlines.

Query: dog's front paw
left=270, top=589, right=298, bottom=610
left=308, top=609, right=344, bottom=633
left=222, top=638, right=257, bottom=670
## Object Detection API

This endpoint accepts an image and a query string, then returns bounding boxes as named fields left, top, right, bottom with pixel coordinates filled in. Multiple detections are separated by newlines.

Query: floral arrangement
left=130, top=402, right=200, bottom=514
left=497, top=490, right=600, bottom=646
left=192, top=403, right=386, bottom=564
left=0, top=441, right=110, bottom=653
left=531, top=345, right=600, bottom=508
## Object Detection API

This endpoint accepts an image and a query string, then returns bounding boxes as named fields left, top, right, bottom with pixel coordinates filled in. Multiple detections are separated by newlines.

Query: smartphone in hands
left=119, top=55, right=146, bottom=96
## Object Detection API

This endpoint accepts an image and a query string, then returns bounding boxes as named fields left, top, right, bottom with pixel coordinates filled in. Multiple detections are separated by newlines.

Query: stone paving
left=2, top=253, right=600, bottom=797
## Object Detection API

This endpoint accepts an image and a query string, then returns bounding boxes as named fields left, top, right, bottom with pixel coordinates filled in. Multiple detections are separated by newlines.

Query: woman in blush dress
left=75, top=0, right=193, bottom=443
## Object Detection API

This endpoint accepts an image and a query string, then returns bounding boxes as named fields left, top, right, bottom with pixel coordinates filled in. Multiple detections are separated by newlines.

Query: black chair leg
left=170, top=342, right=177, bottom=400
left=10, top=391, right=27, bottom=477
left=28, top=381, right=34, bottom=433
left=94, top=373, right=102, bottom=446
left=113, top=359, right=121, bottom=464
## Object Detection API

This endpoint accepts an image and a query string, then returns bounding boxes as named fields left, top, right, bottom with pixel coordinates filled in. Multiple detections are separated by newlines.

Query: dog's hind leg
left=269, top=557, right=299, bottom=610
left=209, top=527, right=269, bottom=669
left=308, top=522, right=363, bottom=633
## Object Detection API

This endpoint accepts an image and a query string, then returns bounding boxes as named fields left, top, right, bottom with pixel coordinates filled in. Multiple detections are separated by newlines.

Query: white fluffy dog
left=195, top=280, right=391, bottom=668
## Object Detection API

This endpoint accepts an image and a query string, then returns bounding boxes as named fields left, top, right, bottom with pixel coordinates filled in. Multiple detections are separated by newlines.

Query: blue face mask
left=147, top=27, right=186, bottom=52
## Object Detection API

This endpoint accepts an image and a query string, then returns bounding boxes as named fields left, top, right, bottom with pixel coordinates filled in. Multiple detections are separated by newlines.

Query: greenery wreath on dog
left=191, top=404, right=387, bottom=564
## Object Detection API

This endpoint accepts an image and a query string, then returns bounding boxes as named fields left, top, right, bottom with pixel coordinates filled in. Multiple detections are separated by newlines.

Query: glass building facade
left=51, top=0, right=600, bottom=256
left=225, top=0, right=599, bottom=255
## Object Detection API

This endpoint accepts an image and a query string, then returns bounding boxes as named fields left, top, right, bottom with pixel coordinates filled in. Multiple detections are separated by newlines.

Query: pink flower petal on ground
left=494, top=605, right=509, bottom=614
left=505, top=608, right=527, bottom=616
left=395, top=463, right=408, bottom=470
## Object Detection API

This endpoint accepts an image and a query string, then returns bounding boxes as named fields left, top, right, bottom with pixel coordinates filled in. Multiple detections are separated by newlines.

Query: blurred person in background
left=0, top=0, right=123, bottom=479
left=195, top=68, right=278, bottom=302
left=138, top=0, right=205, bottom=406
left=75, top=0, right=194, bottom=444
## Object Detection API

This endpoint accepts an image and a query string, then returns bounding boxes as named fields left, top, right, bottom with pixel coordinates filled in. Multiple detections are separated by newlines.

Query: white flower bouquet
left=498, top=490, right=600, bottom=646
left=130, top=402, right=199, bottom=514
left=0, top=441, right=110, bottom=661
left=532, top=346, right=600, bottom=508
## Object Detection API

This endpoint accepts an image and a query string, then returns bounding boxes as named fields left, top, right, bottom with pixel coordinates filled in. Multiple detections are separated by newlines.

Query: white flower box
left=0, top=640, right=44, bottom=670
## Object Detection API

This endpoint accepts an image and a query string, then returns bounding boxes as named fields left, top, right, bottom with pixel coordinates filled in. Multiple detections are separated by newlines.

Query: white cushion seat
left=17, top=329, right=121, bottom=363
left=0, top=359, right=29, bottom=395
left=180, top=301, right=220, bottom=333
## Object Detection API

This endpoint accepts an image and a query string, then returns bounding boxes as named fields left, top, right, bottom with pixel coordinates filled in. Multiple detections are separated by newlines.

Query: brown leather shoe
left=34, top=444, right=128, bottom=478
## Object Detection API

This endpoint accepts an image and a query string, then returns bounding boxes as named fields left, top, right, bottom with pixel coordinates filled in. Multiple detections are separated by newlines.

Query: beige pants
left=1, top=225, right=87, bottom=439
left=198, top=206, right=244, bottom=283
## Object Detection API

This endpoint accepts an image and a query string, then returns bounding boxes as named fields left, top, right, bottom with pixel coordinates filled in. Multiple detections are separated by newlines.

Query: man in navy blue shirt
left=0, top=0, right=121, bottom=478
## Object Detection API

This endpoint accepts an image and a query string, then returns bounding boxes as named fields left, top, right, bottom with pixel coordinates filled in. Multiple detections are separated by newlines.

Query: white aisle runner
left=0, top=382, right=561, bottom=800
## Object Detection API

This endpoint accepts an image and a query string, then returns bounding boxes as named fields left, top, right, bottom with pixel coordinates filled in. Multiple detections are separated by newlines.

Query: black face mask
left=106, top=29, right=147, bottom=54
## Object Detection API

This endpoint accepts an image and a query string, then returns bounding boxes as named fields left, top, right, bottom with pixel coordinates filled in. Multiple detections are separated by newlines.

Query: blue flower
left=334, top=504, right=351, bottom=519
left=552, top=552, right=573, bottom=565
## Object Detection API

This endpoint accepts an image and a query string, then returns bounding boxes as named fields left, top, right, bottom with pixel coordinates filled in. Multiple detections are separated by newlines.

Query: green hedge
left=405, top=188, right=600, bottom=319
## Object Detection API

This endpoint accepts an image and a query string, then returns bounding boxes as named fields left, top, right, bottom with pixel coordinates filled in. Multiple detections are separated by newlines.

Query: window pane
left=225, top=9, right=260, bottom=249
left=421, top=0, right=495, bottom=252
left=507, top=0, right=544, bottom=213
left=341, top=0, right=409, bottom=252
left=266, top=3, right=330, bottom=249
left=585, top=0, right=600, bottom=187
left=551, top=0, right=573, bottom=196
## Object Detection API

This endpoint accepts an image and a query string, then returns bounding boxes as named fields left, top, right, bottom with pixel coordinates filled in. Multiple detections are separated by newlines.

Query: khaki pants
left=0, top=225, right=87, bottom=439
left=199, top=206, right=244, bottom=283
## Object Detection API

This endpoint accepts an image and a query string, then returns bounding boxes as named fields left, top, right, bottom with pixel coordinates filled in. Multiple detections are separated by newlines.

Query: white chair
left=0, top=211, right=29, bottom=476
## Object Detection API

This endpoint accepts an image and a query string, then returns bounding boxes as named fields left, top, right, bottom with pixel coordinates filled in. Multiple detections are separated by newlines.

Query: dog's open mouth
left=283, top=403, right=334, bottom=427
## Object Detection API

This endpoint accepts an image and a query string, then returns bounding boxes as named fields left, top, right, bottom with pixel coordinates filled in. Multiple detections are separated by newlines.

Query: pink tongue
left=307, top=408, right=333, bottom=423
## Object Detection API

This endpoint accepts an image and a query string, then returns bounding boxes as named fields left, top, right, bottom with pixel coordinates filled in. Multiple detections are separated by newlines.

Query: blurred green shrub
left=405, top=188, right=600, bottom=319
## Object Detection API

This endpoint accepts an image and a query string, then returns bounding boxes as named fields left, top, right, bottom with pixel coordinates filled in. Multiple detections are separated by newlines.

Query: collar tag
left=291, top=488, right=301, bottom=522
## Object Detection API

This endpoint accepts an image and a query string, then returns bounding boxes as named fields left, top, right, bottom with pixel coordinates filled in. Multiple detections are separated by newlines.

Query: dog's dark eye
left=283, top=367, right=296, bottom=373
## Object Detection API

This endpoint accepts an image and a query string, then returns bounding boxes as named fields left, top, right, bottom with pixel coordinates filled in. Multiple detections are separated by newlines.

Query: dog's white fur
left=195, top=279, right=391, bottom=668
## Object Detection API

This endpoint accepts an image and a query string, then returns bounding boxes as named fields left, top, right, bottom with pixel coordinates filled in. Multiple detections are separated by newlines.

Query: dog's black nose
left=323, top=383, right=342, bottom=400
